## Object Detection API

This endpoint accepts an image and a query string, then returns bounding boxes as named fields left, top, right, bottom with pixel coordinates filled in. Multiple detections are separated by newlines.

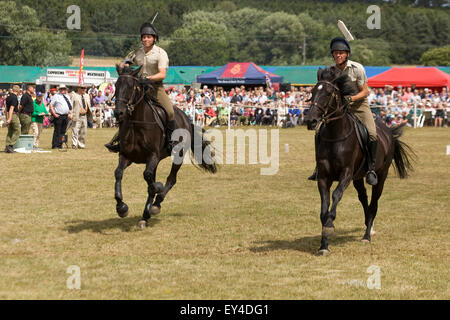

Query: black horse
left=305, top=67, right=414, bottom=255
left=113, top=65, right=217, bottom=228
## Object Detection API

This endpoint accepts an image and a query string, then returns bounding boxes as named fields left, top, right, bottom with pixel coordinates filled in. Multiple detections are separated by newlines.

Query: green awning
left=263, top=65, right=324, bottom=85
left=0, top=66, right=44, bottom=83
left=437, top=67, right=450, bottom=74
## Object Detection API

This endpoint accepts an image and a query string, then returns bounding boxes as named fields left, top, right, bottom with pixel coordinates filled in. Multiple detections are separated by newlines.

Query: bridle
left=311, top=80, right=347, bottom=124
left=310, top=79, right=354, bottom=141
left=115, top=74, right=146, bottom=116
left=115, top=73, right=160, bottom=128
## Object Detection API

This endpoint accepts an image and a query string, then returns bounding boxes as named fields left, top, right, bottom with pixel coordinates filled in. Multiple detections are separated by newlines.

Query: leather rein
left=115, top=74, right=146, bottom=116
left=312, top=79, right=354, bottom=142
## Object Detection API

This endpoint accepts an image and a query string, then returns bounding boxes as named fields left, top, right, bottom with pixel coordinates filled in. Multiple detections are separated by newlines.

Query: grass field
left=0, top=125, right=448, bottom=300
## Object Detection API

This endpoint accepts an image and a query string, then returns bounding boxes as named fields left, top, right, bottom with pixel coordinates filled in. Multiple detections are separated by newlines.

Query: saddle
left=143, top=92, right=166, bottom=134
left=347, top=112, right=370, bottom=173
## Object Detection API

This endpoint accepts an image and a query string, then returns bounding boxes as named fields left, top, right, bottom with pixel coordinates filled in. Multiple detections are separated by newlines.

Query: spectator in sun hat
left=70, top=83, right=91, bottom=149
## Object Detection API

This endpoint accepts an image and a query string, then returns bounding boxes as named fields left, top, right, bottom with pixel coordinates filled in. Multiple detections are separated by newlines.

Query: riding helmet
left=140, top=22, right=159, bottom=41
left=330, top=37, right=351, bottom=54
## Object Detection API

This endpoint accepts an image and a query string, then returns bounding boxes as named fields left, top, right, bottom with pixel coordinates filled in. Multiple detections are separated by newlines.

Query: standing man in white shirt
left=49, top=84, right=72, bottom=149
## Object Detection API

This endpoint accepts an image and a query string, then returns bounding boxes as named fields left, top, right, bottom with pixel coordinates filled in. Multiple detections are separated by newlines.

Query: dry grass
left=0, top=125, right=448, bottom=300
left=70, top=56, right=121, bottom=67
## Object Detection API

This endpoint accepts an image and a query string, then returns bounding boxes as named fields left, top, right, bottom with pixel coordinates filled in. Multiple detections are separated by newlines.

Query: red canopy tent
left=367, top=67, right=450, bottom=90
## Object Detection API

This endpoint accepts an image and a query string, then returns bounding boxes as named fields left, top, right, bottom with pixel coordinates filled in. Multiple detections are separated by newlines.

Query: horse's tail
left=190, top=123, right=218, bottom=174
left=390, top=123, right=415, bottom=179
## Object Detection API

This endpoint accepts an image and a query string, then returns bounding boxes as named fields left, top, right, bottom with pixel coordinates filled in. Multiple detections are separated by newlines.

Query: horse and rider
left=105, top=22, right=176, bottom=154
left=305, top=37, right=414, bottom=255
left=308, top=37, right=379, bottom=187
left=109, top=22, right=217, bottom=227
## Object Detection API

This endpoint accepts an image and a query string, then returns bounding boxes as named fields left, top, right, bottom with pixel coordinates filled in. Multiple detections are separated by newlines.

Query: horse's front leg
left=115, top=155, right=131, bottom=218
left=139, top=155, right=160, bottom=228
left=326, top=168, right=353, bottom=231
left=318, top=176, right=332, bottom=255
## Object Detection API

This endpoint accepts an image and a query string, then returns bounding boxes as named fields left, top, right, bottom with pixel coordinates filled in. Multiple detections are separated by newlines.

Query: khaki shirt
left=126, top=45, right=169, bottom=78
left=330, top=59, right=369, bottom=107
left=71, top=92, right=91, bottom=122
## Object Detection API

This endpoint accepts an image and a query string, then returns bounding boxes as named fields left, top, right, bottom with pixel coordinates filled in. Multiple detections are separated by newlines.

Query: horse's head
left=114, top=65, right=153, bottom=122
left=305, top=67, right=358, bottom=130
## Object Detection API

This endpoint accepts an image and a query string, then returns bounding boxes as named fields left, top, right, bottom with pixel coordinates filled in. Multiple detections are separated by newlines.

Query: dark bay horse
left=113, top=65, right=217, bottom=228
left=305, top=67, right=414, bottom=255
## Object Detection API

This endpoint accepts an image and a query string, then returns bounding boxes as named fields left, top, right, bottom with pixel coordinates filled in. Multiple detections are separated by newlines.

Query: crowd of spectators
left=0, top=83, right=117, bottom=130
left=367, top=86, right=449, bottom=127
left=166, top=84, right=449, bottom=128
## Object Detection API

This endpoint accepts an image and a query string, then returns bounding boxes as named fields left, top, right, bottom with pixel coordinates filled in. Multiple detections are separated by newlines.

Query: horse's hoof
left=322, top=227, right=335, bottom=237
left=317, top=249, right=331, bottom=256
left=116, top=203, right=129, bottom=218
left=154, top=182, right=164, bottom=194
left=361, top=238, right=371, bottom=244
left=138, top=220, right=147, bottom=229
left=151, top=205, right=161, bottom=215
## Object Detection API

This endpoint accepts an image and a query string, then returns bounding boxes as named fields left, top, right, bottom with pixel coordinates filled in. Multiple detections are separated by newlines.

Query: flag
left=79, top=49, right=85, bottom=85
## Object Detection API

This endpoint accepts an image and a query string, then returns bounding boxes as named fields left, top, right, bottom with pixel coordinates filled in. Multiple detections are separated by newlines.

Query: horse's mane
left=319, top=67, right=359, bottom=96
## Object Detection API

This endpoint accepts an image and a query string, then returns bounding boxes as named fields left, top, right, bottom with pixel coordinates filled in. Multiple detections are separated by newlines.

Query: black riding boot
left=366, top=140, right=378, bottom=185
left=165, top=120, right=177, bottom=152
left=308, top=133, right=319, bottom=181
left=105, top=131, right=120, bottom=153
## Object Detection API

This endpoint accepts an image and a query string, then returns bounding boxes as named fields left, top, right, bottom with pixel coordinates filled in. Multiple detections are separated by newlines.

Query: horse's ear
left=116, top=64, right=123, bottom=75
left=317, top=68, right=323, bottom=81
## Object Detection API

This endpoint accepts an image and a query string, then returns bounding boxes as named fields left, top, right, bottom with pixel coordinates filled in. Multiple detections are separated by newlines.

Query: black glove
left=344, top=95, right=353, bottom=105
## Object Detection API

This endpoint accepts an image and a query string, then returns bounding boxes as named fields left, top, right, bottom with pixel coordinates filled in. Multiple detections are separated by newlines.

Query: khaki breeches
left=153, top=85, right=174, bottom=121
left=348, top=102, right=377, bottom=141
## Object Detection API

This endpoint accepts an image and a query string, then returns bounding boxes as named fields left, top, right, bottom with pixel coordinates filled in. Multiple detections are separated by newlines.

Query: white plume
left=337, top=20, right=354, bottom=41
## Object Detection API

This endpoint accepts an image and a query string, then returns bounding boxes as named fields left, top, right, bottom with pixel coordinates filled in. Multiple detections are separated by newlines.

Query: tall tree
left=168, top=21, right=230, bottom=65
left=0, top=1, right=71, bottom=66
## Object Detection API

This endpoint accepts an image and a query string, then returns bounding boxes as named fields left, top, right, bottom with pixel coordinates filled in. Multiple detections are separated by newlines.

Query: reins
left=116, top=74, right=146, bottom=116
left=312, top=79, right=353, bottom=140
left=116, top=74, right=158, bottom=126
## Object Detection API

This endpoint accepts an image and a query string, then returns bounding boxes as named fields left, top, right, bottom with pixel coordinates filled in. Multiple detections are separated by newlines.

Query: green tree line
left=2, top=0, right=449, bottom=66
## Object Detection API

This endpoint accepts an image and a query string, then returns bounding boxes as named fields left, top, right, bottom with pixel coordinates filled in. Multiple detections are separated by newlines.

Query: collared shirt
left=330, top=59, right=369, bottom=106
left=50, top=93, right=71, bottom=115
left=126, top=45, right=169, bottom=78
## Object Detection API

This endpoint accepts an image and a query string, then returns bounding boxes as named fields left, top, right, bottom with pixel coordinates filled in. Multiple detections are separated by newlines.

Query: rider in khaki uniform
left=105, top=22, right=176, bottom=152
left=309, top=37, right=378, bottom=185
